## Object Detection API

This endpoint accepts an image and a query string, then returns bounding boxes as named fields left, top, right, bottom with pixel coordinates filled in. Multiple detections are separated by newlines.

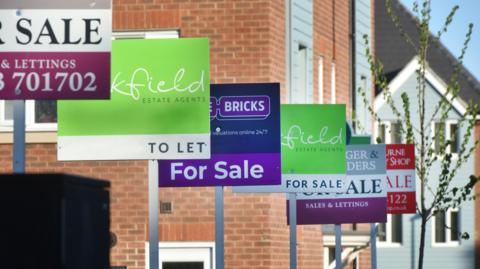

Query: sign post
left=215, top=186, right=224, bottom=269
left=57, top=38, right=211, bottom=269
left=351, top=136, right=379, bottom=269
left=12, top=101, right=25, bottom=173
left=288, top=143, right=386, bottom=269
left=289, top=193, right=297, bottom=269
left=335, top=224, right=342, bottom=269
left=0, top=1, right=112, bottom=99
left=148, top=160, right=159, bottom=269
left=1, top=1, right=112, bottom=173
left=158, top=83, right=281, bottom=269
left=233, top=104, right=347, bottom=269
left=288, top=144, right=387, bottom=225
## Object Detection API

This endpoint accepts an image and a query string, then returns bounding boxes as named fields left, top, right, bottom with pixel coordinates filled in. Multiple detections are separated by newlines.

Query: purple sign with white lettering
left=218, top=96, right=270, bottom=118
left=159, top=153, right=280, bottom=187
left=0, top=6, right=111, bottom=100
left=288, top=197, right=387, bottom=225
left=159, top=83, right=281, bottom=187
left=288, top=144, right=387, bottom=224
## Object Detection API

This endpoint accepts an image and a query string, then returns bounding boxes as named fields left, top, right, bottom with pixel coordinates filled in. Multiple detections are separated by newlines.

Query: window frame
left=377, top=214, right=403, bottom=247
left=375, top=120, right=404, bottom=144
left=446, top=120, right=460, bottom=155
left=431, top=120, right=459, bottom=157
left=330, top=61, right=336, bottom=104
left=323, top=246, right=359, bottom=269
left=0, top=30, right=180, bottom=133
left=0, top=100, right=13, bottom=128
left=318, top=55, right=324, bottom=104
left=431, top=208, right=461, bottom=247
left=145, top=241, right=214, bottom=269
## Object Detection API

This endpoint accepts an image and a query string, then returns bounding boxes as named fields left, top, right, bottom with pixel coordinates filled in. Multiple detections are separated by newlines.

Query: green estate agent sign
left=57, top=38, right=210, bottom=161
left=281, top=104, right=346, bottom=174
left=280, top=104, right=346, bottom=192
left=233, top=104, right=346, bottom=193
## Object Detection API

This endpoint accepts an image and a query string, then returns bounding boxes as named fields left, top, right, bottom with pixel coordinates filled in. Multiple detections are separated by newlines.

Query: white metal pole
left=148, top=160, right=159, bottom=269
left=370, top=223, right=377, bottom=269
left=335, top=224, right=342, bottom=269
left=289, top=193, right=297, bottom=269
left=215, top=186, right=225, bottom=269
left=13, top=100, right=25, bottom=173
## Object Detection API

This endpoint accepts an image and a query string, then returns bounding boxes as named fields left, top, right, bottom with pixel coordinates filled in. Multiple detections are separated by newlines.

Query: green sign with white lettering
left=281, top=104, right=346, bottom=174
left=57, top=38, right=210, bottom=161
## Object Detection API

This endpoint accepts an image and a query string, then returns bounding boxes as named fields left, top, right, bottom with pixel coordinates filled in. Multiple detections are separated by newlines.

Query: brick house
left=0, top=1, right=375, bottom=268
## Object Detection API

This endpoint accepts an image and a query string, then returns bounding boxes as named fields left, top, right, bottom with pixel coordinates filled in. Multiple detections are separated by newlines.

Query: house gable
left=374, top=57, right=470, bottom=119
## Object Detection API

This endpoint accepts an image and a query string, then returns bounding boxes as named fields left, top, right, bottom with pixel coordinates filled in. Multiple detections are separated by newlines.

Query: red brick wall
left=1, top=1, right=353, bottom=268
left=0, top=144, right=149, bottom=269
left=314, top=0, right=351, bottom=111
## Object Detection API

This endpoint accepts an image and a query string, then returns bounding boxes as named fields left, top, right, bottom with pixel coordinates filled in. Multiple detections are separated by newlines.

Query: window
left=331, top=61, right=336, bottom=104
left=376, top=121, right=403, bottom=144
left=0, top=30, right=179, bottom=132
left=318, top=56, right=324, bottom=104
left=146, top=242, right=214, bottom=269
left=323, top=246, right=359, bottom=269
left=432, top=208, right=460, bottom=246
left=432, top=121, right=459, bottom=154
left=291, top=44, right=308, bottom=104
left=448, top=122, right=459, bottom=154
left=1, top=100, right=57, bottom=131
left=0, top=100, right=13, bottom=125
left=324, top=247, right=336, bottom=269
left=378, top=214, right=402, bottom=246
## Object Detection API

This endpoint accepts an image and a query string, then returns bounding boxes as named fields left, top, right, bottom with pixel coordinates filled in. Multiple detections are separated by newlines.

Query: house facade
left=0, top=1, right=377, bottom=268
left=374, top=58, right=476, bottom=269
left=374, top=0, right=480, bottom=268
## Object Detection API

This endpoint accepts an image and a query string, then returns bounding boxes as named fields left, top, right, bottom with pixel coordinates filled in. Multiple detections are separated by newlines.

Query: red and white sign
left=386, top=144, right=416, bottom=214
left=0, top=1, right=111, bottom=99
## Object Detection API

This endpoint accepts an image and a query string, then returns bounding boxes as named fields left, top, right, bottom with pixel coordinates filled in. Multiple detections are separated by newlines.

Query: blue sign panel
left=159, top=83, right=281, bottom=187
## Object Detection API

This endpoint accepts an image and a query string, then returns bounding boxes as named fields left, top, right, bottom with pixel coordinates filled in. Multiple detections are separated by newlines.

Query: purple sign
left=159, top=83, right=281, bottom=187
left=0, top=52, right=110, bottom=99
left=159, top=153, right=280, bottom=187
left=289, top=144, right=388, bottom=224
left=289, top=197, right=387, bottom=225
left=0, top=6, right=111, bottom=100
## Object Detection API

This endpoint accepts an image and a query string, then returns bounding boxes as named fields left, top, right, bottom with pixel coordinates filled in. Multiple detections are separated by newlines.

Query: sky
left=399, top=0, right=480, bottom=81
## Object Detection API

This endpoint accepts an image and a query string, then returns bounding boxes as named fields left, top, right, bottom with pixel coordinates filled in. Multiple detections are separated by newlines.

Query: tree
left=357, top=1, right=478, bottom=269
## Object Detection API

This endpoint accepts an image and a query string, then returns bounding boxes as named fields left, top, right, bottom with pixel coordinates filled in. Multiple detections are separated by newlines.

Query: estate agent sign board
left=0, top=0, right=111, bottom=99
left=57, top=38, right=210, bottom=160
left=233, top=104, right=346, bottom=193
left=158, top=83, right=281, bottom=187
left=386, top=144, right=416, bottom=214
left=290, top=144, right=387, bottom=224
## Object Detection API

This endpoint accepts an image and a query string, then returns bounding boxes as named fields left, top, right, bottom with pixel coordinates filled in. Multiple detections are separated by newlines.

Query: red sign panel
left=386, top=144, right=416, bottom=214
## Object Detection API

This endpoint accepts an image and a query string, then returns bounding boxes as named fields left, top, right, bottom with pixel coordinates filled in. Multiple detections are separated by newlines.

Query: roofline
left=373, top=57, right=479, bottom=119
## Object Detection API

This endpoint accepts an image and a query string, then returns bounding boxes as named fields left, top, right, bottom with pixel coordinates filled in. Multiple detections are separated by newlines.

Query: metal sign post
left=215, top=186, right=225, bottom=269
left=289, top=193, right=297, bottom=269
left=335, top=224, right=342, bottom=269
left=371, top=223, right=377, bottom=269
left=149, top=160, right=159, bottom=269
left=12, top=100, right=25, bottom=173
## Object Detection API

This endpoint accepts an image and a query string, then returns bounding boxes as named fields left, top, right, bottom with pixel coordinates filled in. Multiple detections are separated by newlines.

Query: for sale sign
left=57, top=38, right=210, bottom=160
left=288, top=144, right=387, bottom=225
left=233, top=104, right=347, bottom=193
left=0, top=0, right=111, bottom=99
left=158, top=83, right=281, bottom=187
left=386, top=144, right=416, bottom=214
